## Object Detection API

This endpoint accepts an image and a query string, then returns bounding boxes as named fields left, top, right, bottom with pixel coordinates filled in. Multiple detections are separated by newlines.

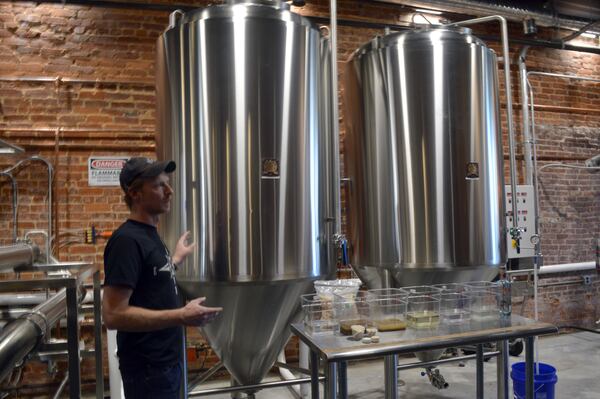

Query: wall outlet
left=583, top=275, right=593, bottom=285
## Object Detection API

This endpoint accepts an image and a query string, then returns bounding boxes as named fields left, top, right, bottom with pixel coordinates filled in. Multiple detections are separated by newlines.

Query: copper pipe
left=19, top=143, right=155, bottom=151
left=0, top=76, right=154, bottom=87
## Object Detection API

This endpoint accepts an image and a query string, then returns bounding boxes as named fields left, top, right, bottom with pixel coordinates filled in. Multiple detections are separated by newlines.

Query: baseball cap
left=119, top=157, right=176, bottom=192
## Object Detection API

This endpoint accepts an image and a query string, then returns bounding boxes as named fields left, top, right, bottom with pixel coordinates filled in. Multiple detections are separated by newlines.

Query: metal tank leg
left=324, top=362, right=337, bottom=399
left=66, top=285, right=81, bottom=399
left=525, top=336, right=535, bottom=399
left=384, top=354, right=398, bottom=399
left=338, top=361, right=348, bottom=398
left=496, top=340, right=509, bottom=399
left=476, top=344, right=484, bottom=399
left=310, top=351, right=320, bottom=399
left=93, top=271, right=104, bottom=399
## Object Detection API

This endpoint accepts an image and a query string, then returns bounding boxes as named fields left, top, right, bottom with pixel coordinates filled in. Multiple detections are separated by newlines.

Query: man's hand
left=172, top=231, right=195, bottom=266
left=180, top=297, right=223, bottom=327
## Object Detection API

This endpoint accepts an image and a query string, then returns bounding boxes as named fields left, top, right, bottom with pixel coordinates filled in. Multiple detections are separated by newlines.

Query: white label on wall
left=88, top=156, right=129, bottom=186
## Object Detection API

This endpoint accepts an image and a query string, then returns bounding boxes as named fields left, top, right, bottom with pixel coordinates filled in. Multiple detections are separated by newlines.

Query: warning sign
left=88, top=156, right=129, bottom=186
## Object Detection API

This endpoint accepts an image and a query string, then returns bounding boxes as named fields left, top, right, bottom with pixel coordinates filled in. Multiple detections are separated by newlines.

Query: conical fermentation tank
left=156, top=0, right=336, bottom=386
left=344, top=26, right=507, bottom=288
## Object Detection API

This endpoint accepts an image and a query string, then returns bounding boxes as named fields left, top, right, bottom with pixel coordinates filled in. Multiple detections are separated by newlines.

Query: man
left=103, top=157, right=221, bottom=398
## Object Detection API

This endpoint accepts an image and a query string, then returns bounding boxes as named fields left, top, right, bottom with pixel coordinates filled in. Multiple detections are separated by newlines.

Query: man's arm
left=102, top=285, right=222, bottom=331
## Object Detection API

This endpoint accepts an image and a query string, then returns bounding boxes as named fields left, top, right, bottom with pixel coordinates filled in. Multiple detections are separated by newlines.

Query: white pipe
left=277, top=350, right=302, bottom=398
left=518, top=46, right=533, bottom=185
left=0, top=293, right=48, bottom=307
left=299, top=342, right=310, bottom=398
left=448, top=16, right=519, bottom=232
left=330, top=0, right=341, bottom=236
left=539, top=261, right=595, bottom=275
left=107, top=329, right=124, bottom=399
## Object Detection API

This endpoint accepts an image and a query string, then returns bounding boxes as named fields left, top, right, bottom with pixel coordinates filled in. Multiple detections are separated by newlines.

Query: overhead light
left=415, top=8, right=442, bottom=15
left=0, top=138, right=24, bottom=155
left=581, top=32, right=599, bottom=39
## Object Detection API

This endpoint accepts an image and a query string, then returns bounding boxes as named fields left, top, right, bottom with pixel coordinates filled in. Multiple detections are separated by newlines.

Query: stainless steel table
left=291, top=315, right=557, bottom=399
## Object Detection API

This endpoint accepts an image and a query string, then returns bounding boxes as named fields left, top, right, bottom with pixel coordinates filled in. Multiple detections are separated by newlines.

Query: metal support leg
left=93, top=271, right=104, bottom=399
left=476, top=344, right=484, bottom=399
left=66, top=286, right=81, bottom=399
left=384, top=354, right=398, bottom=399
left=310, top=351, right=320, bottom=399
left=324, top=362, right=337, bottom=399
left=496, top=340, right=509, bottom=399
left=525, top=336, right=535, bottom=399
left=338, top=361, right=348, bottom=399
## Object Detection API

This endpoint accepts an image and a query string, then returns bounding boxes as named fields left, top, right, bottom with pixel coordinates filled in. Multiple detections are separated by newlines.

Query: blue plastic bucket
left=510, top=362, right=557, bottom=399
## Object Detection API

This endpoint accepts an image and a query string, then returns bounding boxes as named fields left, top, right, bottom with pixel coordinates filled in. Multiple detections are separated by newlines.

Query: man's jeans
left=121, top=362, right=182, bottom=399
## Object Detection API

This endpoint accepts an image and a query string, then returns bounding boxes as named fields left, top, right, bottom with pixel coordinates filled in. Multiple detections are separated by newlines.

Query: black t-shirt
left=103, top=219, right=183, bottom=371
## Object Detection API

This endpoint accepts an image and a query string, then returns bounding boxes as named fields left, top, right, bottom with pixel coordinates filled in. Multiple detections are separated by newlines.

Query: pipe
left=396, top=351, right=500, bottom=371
left=561, top=20, right=600, bottom=44
left=518, top=47, right=533, bottom=185
left=52, top=372, right=69, bottom=399
left=299, top=342, right=310, bottom=398
left=0, top=75, right=153, bottom=87
left=188, top=377, right=324, bottom=397
left=507, top=261, right=596, bottom=275
left=330, top=0, right=342, bottom=237
left=0, top=172, right=18, bottom=242
left=448, top=16, right=519, bottom=235
left=0, top=293, right=49, bottom=307
left=373, top=0, right=593, bottom=32
left=0, top=244, right=39, bottom=272
left=0, top=287, right=74, bottom=383
left=3, top=156, right=54, bottom=263
left=277, top=350, right=302, bottom=399
left=107, top=329, right=124, bottom=399
left=540, top=262, right=596, bottom=274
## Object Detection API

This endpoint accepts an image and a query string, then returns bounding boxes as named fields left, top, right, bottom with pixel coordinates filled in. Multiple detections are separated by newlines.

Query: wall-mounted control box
left=505, top=185, right=536, bottom=259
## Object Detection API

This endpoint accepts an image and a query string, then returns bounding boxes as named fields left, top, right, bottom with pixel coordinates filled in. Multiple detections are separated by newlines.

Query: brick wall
left=0, top=0, right=598, bottom=395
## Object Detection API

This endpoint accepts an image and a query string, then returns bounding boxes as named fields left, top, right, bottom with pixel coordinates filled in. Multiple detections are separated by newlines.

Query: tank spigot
left=421, top=367, right=449, bottom=389
left=333, top=234, right=349, bottom=266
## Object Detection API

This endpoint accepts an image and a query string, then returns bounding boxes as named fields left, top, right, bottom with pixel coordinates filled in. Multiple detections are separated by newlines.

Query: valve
left=420, top=367, right=449, bottom=389
left=333, top=234, right=349, bottom=266
left=509, top=226, right=525, bottom=254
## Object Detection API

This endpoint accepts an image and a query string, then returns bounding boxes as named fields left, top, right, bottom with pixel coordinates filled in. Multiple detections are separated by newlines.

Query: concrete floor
left=194, top=331, right=600, bottom=398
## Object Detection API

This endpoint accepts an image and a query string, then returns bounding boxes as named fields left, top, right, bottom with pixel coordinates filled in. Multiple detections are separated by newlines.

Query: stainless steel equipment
left=0, top=243, right=39, bottom=272
left=156, top=0, right=335, bottom=386
left=344, top=26, right=507, bottom=288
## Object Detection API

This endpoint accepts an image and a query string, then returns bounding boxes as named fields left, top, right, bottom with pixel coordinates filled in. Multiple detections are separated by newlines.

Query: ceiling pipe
left=373, top=0, right=595, bottom=31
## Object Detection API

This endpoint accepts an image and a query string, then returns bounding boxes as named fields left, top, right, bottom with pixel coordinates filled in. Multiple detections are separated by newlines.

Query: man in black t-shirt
left=103, top=157, right=221, bottom=399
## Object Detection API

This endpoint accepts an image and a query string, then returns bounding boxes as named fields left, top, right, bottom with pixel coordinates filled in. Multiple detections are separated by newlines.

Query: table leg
left=496, top=340, right=509, bottom=399
left=338, top=361, right=348, bottom=399
left=66, top=286, right=81, bottom=399
left=310, top=350, right=320, bottom=399
left=384, top=354, right=398, bottom=399
left=525, top=336, right=535, bottom=399
left=476, top=344, right=484, bottom=399
left=324, top=362, right=338, bottom=399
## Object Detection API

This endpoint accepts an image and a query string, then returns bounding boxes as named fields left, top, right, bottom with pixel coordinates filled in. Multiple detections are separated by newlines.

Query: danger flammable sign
left=88, top=156, right=129, bottom=186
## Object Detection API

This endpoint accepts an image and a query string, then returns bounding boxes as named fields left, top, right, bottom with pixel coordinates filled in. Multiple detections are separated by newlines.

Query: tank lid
left=174, top=0, right=315, bottom=28
left=349, top=25, right=482, bottom=60
left=226, top=0, right=290, bottom=10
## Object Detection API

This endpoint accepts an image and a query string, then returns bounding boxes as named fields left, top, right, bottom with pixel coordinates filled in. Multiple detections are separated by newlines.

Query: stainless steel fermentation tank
left=156, top=0, right=336, bottom=386
left=344, top=26, right=507, bottom=288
